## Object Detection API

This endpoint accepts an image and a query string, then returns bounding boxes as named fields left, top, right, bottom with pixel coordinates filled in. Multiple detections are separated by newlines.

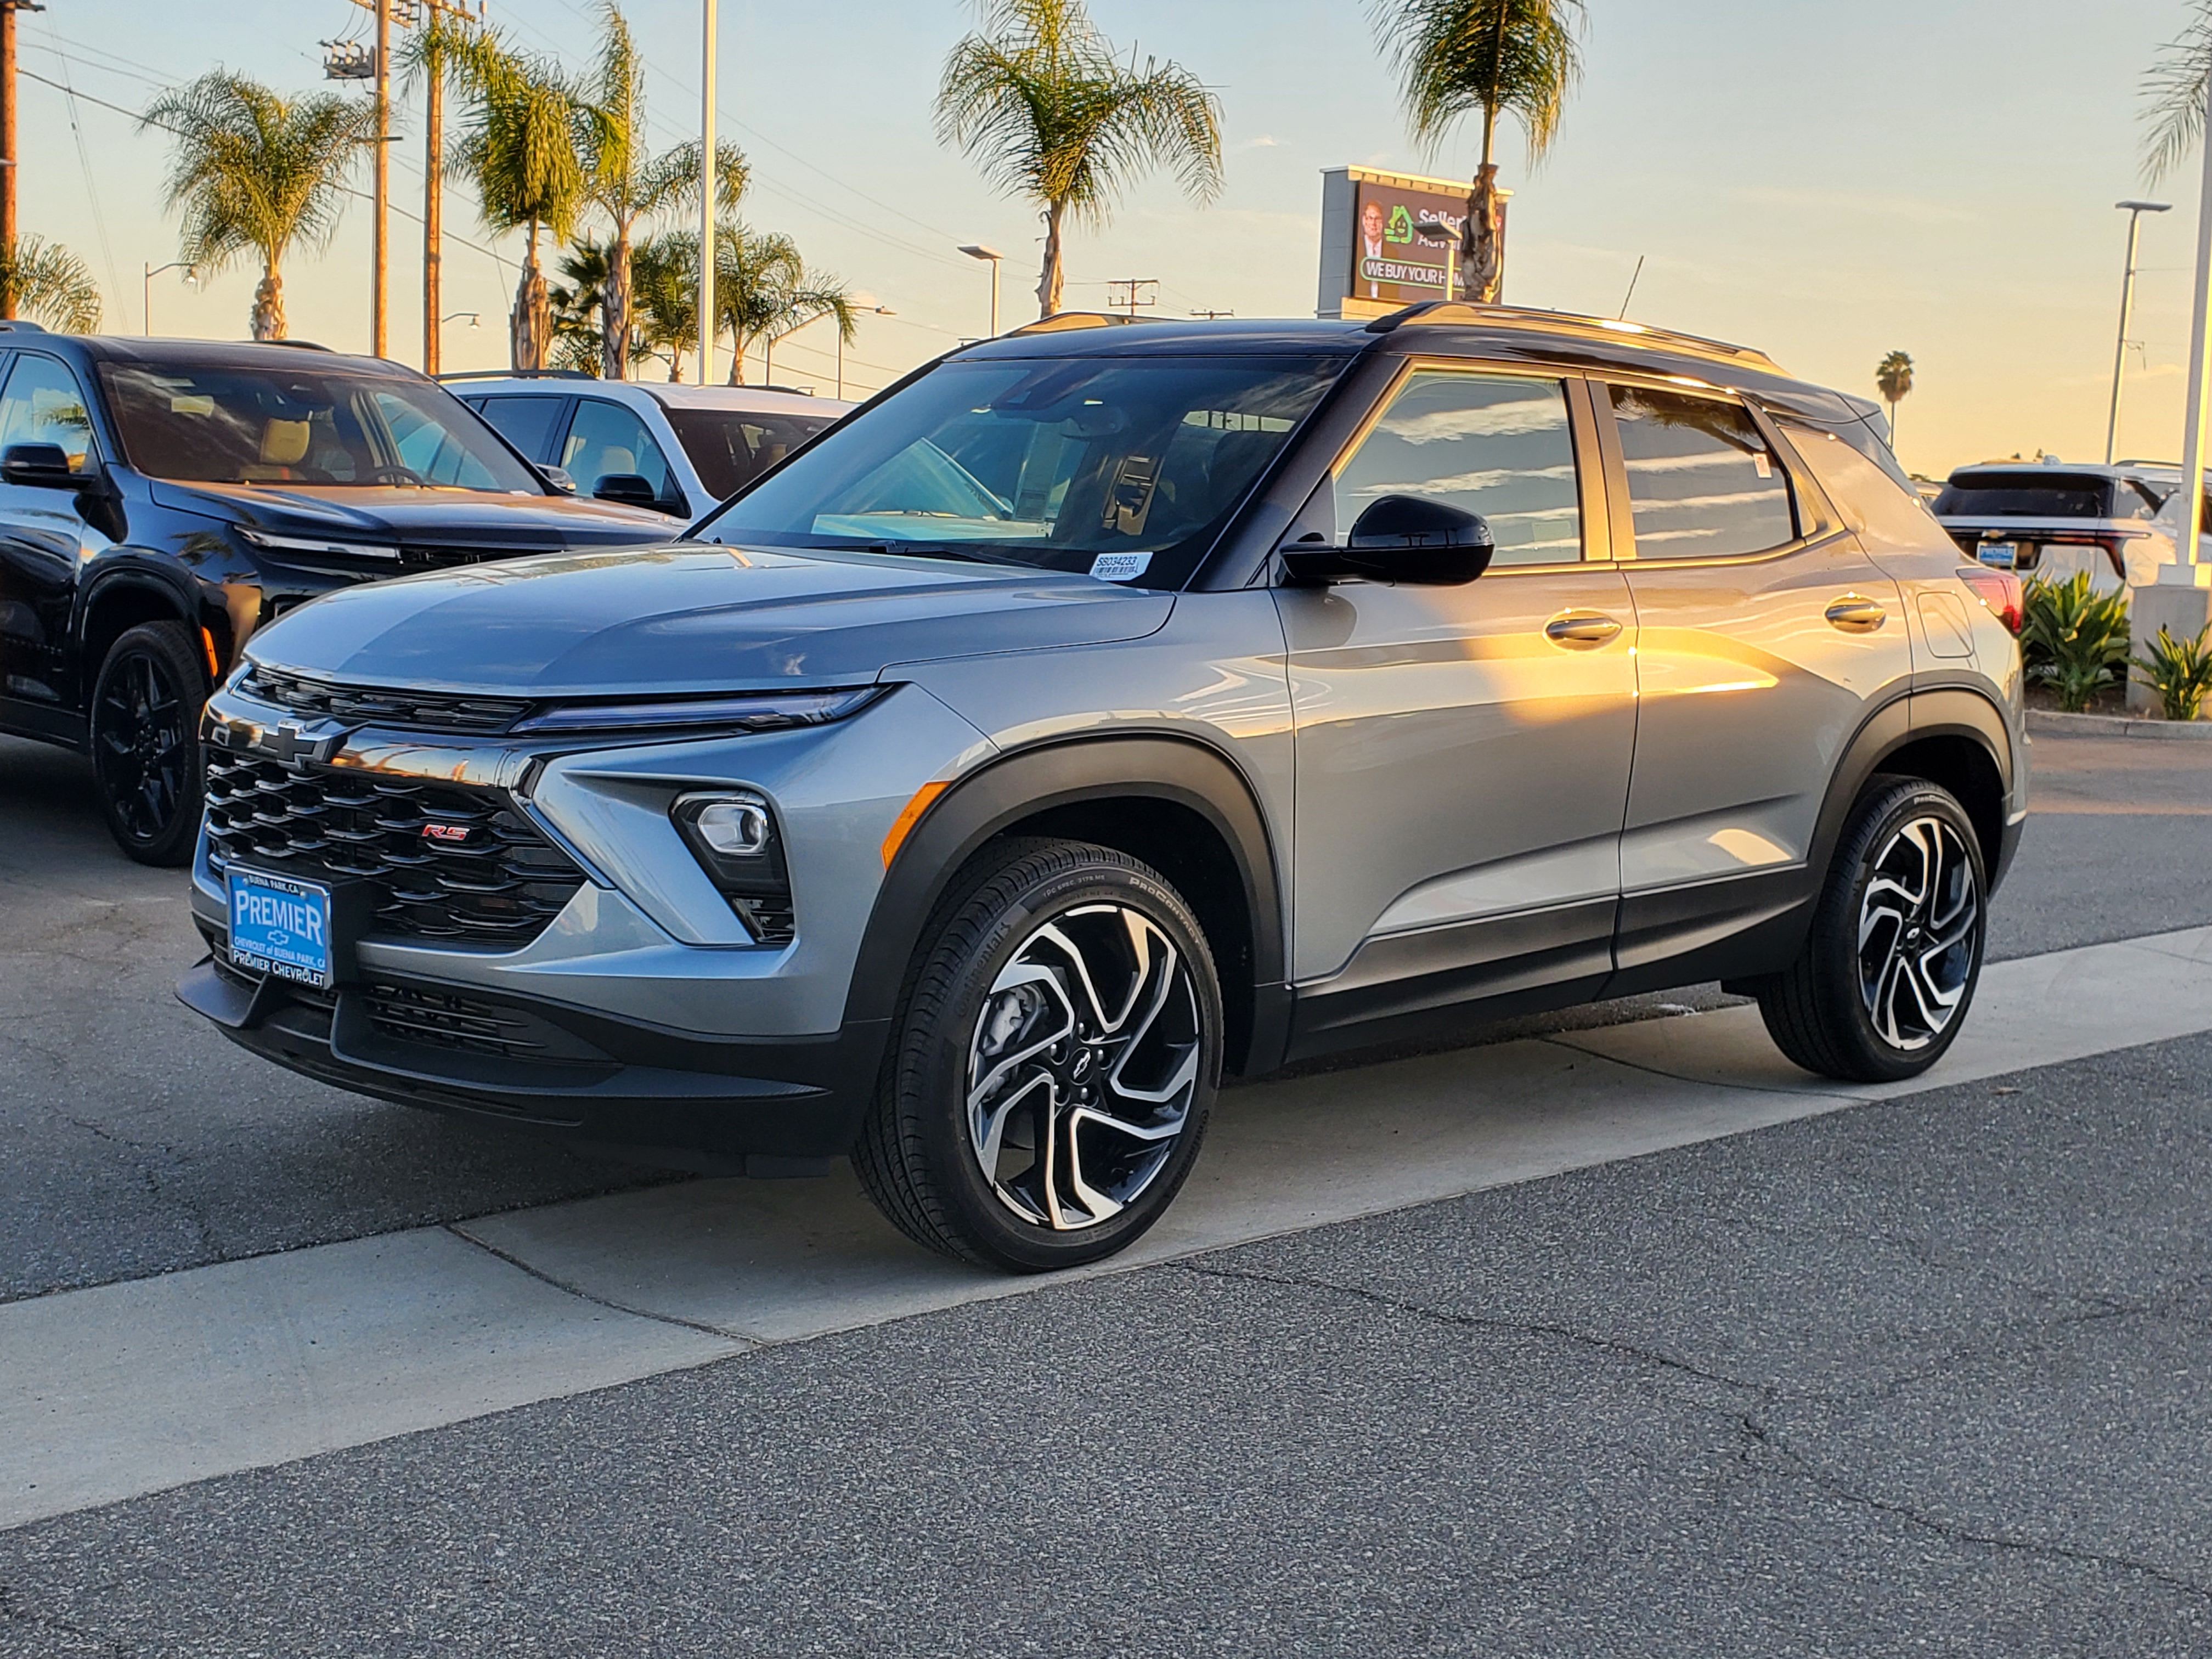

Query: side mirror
left=537, top=462, right=577, bottom=493
left=591, top=471, right=659, bottom=510
left=1280, top=494, right=1494, bottom=586
left=2, top=442, right=89, bottom=491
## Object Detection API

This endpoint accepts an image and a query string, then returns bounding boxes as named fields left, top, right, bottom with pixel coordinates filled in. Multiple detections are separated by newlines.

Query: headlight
left=239, top=528, right=403, bottom=562
left=672, top=790, right=794, bottom=945
left=511, top=685, right=882, bottom=739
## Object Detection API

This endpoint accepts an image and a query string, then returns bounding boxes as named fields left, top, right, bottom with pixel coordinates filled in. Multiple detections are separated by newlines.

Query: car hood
left=148, top=479, right=674, bottom=548
left=242, top=540, right=1176, bottom=696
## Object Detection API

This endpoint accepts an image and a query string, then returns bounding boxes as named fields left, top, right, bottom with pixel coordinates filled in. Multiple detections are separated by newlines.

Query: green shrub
left=2021, top=572, right=2131, bottom=713
left=2133, top=622, right=2212, bottom=722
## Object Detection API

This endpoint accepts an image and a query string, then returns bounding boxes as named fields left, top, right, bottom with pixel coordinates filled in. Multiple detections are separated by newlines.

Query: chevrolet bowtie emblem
left=236, top=716, right=350, bottom=765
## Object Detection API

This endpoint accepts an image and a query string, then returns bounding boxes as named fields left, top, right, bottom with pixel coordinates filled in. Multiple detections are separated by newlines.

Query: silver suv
left=178, top=304, right=2028, bottom=1273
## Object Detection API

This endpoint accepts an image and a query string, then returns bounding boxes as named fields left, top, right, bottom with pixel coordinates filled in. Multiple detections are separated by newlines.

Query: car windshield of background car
left=665, top=408, right=834, bottom=500
left=98, top=363, right=546, bottom=493
left=1932, top=472, right=2112, bottom=520
left=691, top=356, right=1345, bottom=585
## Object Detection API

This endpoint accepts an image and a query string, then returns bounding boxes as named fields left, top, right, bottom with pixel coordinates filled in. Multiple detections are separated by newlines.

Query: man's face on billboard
left=1362, top=202, right=1384, bottom=242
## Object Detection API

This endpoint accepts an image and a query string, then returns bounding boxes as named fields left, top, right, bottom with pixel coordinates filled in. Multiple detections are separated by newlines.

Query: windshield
left=664, top=407, right=834, bottom=500
left=692, top=354, right=1345, bottom=586
left=99, top=362, right=546, bottom=493
left=1933, top=472, right=2112, bottom=520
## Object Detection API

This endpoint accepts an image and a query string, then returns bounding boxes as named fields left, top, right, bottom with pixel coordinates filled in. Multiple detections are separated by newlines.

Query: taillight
left=1957, top=567, right=2024, bottom=635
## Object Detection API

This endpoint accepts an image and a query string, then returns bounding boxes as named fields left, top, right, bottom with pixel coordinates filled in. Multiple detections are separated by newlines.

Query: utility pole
left=422, top=7, right=443, bottom=376
left=371, top=0, right=392, bottom=359
left=1105, top=278, right=1157, bottom=319
left=0, top=1, right=40, bottom=316
left=697, top=0, right=716, bottom=385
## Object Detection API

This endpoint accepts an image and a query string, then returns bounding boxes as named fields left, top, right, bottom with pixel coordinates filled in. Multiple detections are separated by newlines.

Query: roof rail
left=0, top=319, right=48, bottom=334
left=1365, top=300, right=1781, bottom=373
left=435, top=367, right=595, bottom=382
left=1005, top=311, right=1165, bottom=336
left=262, top=338, right=336, bottom=352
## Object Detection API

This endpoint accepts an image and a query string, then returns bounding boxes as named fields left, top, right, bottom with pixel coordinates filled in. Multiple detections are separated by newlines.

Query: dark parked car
left=180, top=303, right=2025, bottom=1271
left=0, top=326, right=675, bottom=862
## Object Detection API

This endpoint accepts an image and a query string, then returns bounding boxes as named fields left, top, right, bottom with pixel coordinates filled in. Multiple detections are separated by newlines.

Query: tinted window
left=0, top=354, right=96, bottom=470
left=473, top=394, right=567, bottom=463
left=1932, top=472, right=2112, bottom=519
left=1334, top=371, right=1582, bottom=565
left=665, top=408, right=832, bottom=500
left=99, top=363, right=543, bottom=492
left=695, top=356, right=1342, bottom=587
left=1610, top=385, right=1795, bottom=558
left=1778, top=419, right=1939, bottom=550
left=561, top=398, right=680, bottom=509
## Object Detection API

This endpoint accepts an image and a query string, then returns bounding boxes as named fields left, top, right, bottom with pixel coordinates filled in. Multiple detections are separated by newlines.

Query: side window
left=1775, top=418, right=1939, bottom=552
left=1608, top=385, right=1795, bottom=558
left=473, top=394, right=567, bottom=464
left=0, top=354, right=97, bottom=471
left=1334, top=371, right=1583, bottom=566
left=561, top=398, right=678, bottom=506
left=370, top=391, right=503, bottom=489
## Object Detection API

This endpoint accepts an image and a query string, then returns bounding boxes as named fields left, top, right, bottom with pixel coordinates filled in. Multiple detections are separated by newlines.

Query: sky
left=15, top=0, right=2212, bottom=478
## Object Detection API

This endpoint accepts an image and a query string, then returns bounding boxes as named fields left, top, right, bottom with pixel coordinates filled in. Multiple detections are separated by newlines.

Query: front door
left=0, top=352, right=105, bottom=726
left=1598, top=379, right=1915, bottom=984
left=1278, top=366, right=1638, bottom=1048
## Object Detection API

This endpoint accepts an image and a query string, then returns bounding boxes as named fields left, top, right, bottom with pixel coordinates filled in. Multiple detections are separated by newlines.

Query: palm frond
left=2143, top=2, right=2212, bottom=180
left=0, top=236, right=101, bottom=331
left=1370, top=0, right=1585, bottom=165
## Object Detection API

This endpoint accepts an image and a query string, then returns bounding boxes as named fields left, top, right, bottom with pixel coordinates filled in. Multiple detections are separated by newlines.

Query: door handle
left=1825, top=595, right=1887, bottom=633
left=1544, top=611, right=1623, bottom=647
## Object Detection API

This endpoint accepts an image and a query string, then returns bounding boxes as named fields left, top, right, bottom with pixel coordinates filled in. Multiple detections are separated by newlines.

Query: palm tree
left=2142, top=2, right=2212, bottom=180
left=549, top=236, right=612, bottom=374
left=629, top=229, right=702, bottom=381
left=709, top=223, right=855, bottom=384
left=1876, top=350, right=1914, bottom=441
left=140, top=74, right=373, bottom=341
left=441, top=30, right=586, bottom=371
left=935, top=0, right=1222, bottom=318
left=1369, top=0, right=1585, bottom=304
left=0, top=237, right=102, bottom=332
left=572, top=3, right=747, bottom=379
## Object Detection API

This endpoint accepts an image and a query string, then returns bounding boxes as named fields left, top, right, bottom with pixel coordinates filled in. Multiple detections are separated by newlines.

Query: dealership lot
left=4, top=726, right=2212, bottom=1653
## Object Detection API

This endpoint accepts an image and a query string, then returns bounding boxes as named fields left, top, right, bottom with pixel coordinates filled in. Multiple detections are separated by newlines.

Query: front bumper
left=176, top=955, right=886, bottom=1169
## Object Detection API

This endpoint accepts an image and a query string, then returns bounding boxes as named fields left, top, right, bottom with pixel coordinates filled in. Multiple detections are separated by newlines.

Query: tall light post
left=840, top=304, right=893, bottom=399
left=959, top=244, right=1002, bottom=337
left=696, top=0, right=718, bottom=387
left=143, top=262, right=194, bottom=337
left=2181, top=65, right=2212, bottom=578
left=2107, top=200, right=2171, bottom=465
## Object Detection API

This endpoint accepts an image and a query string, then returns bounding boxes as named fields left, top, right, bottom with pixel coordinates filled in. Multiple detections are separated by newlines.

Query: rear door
left=1279, top=363, right=1639, bottom=1043
left=1598, top=379, right=1914, bottom=986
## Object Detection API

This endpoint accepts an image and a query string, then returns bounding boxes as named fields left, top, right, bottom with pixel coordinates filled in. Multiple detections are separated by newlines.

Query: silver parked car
left=178, top=304, right=2027, bottom=1272
left=1934, top=458, right=2177, bottom=590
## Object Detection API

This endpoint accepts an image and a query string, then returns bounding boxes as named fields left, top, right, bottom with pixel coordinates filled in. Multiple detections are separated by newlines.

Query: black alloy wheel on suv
left=88, top=620, right=209, bottom=865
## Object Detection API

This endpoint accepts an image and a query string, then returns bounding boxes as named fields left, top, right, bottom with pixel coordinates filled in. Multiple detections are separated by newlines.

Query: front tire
left=89, top=620, right=208, bottom=867
left=854, top=838, right=1223, bottom=1273
left=1757, top=777, right=1987, bottom=1083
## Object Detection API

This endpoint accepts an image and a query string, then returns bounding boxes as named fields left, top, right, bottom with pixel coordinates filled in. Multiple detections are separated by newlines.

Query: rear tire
left=89, top=620, right=208, bottom=867
left=1757, top=777, right=1987, bottom=1083
left=854, top=838, right=1223, bottom=1273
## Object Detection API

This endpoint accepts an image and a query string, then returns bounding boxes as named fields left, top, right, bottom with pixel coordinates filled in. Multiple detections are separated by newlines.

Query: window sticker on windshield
left=1090, top=552, right=1152, bottom=582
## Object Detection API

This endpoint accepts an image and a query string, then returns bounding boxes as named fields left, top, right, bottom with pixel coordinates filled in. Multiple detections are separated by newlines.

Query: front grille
left=360, top=983, right=548, bottom=1060
left=240, top=667, right=533, bottom=735
left=398, top=543, right=559, bottom=572
left=205, top=756, right=585, bottom=945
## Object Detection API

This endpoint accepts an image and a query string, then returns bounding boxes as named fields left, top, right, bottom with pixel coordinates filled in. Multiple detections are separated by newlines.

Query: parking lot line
left=5, top=925, right=2209, bottom=1532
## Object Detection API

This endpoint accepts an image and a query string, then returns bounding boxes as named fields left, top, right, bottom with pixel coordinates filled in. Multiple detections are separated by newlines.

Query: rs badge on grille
left=421, top=823, right=473, bottom=844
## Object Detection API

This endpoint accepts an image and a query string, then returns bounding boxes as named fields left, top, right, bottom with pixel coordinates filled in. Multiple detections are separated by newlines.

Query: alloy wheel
left=964, top=902, right=1204, bottom=1232
left=1857, top=815, right=1979, bottom=1051
left=94, top=648, right=190, bottom=844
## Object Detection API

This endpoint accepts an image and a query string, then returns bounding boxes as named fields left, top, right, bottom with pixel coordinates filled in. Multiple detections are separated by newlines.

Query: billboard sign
left=1317, top=166, right=1509, bottom=320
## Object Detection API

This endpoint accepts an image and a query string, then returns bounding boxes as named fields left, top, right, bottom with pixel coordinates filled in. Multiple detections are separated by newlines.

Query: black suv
left=0, top=326, right=675, bottom=862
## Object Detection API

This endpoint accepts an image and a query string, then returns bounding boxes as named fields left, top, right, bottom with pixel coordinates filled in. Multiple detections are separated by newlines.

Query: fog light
left=693, top=798, right=771, bottom=857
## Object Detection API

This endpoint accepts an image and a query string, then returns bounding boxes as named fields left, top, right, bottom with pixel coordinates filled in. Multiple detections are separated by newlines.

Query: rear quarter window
left=1779, top=419, right=1946, bottom=556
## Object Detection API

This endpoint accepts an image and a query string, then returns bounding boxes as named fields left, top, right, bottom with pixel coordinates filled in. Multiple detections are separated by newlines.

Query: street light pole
left=959, top=244, right=1002, bottom=337
left=371, top=0, right=391, bottom=358
left=2107, top=200, right=2171, bottom=465
left=696, top=0, right=717, bottom=386
left=143, top=262, right=193, bottom=337
left=2181, top=67, right=2212, bottom=574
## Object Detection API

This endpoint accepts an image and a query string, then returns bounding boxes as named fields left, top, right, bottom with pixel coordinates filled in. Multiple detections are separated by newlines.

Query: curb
left=2027, top=708, right=2212, bottom=742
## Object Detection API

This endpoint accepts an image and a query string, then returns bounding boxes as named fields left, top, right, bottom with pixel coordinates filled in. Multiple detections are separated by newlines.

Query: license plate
left=226, top=867, right=335, bottom=990
left=1977, top=541, right=2019, bottom=568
